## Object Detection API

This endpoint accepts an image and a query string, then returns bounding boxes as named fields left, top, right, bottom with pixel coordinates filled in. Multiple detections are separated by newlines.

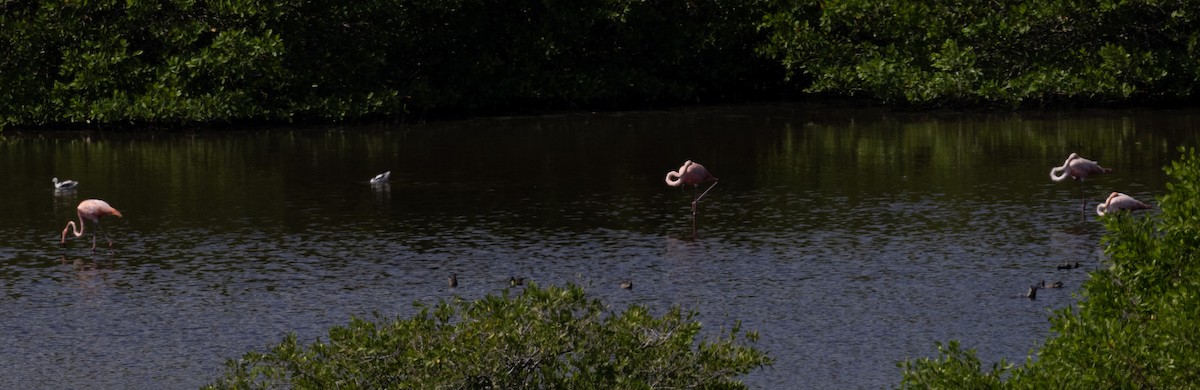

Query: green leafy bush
left=205, top=283, right=771, bottom=389
left=899, top=147, right=1200, bottom=388
left=759, top=0, right=1200, bottom=106
left=1, top=0, right=773, bottom=127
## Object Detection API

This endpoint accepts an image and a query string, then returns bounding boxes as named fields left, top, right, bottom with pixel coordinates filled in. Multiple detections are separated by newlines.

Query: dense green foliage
left=9, top=1, right=1200, bottom=126
left=205, top=283, right=771, bottom=389
left=759, top=0, right=1200, bottom=106
left=0, top=0, right=771, bottom=127
left=899, top=147, right=1200, bottom=388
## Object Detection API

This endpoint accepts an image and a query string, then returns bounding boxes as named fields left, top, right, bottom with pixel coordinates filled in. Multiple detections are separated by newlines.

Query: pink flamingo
left=1050, top=153, right=1112, bottom=211
left=1095, top=192, right=1152, bottom=216
left=665, top=160, right=718, bottom=236
left=61, top=199, right=123, bottom=250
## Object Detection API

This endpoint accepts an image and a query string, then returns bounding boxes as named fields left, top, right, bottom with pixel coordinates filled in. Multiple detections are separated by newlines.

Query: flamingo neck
left=1096, top=203, right=1107, bottom=216
left=665, top=171, right=682, bottom=186
left=61, top=214, right=86, bottom=243
left=1049, top=165, right=1071, bottom=182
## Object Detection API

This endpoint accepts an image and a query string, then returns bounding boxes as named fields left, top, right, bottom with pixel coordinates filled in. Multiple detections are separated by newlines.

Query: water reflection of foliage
left=756, top=111, right=1195, bottom=193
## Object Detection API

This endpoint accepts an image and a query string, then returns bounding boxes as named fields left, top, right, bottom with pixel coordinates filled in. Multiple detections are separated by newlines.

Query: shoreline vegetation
left=204, top=283, right=773, bottom=389
left=4, top=1, right=1200, bottom=129
left=901, top=148, right=1200, bottom=388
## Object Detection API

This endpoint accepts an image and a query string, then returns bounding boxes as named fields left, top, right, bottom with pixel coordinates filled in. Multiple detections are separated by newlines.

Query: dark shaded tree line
left=0, top=0, right=773, bottom=127
left=4, top=0, right=1200, bottom=127
left=759, top=0, right=1200, bottom=106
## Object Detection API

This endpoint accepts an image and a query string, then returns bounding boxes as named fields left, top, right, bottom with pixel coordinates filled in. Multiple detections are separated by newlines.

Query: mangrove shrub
left=0, top=0, right=772, bottom=127
left=899, top=147, right=1200, bottom=388
left=759, top=0, right=1200, bottom=106
left=205, top=283, right=772, bottom=389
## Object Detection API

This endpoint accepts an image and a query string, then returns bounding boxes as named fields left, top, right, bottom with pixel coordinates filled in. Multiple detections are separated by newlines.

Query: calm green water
left=0, top=104, right=1194, bottom=388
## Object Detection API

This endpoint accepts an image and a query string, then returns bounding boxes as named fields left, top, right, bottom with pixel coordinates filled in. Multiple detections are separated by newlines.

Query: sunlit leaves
left=205, top=283, right=772, bottom=389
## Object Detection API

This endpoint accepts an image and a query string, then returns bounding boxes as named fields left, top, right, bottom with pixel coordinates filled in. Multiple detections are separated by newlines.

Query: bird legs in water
left=1078, top=181, right=1092, bottom=219
left=90, top=222, right=115, bottom=251
left=690, top=180, right=719, bottom=238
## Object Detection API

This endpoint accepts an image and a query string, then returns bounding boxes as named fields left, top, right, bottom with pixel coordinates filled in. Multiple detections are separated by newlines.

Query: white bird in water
left=53, top=177, right=79, bottom=190
left=1096, top=192, right=1152, bottom=216
left=369, top=171, right=391, bottom=184
left=1050, top=153, right=1112, bottom=211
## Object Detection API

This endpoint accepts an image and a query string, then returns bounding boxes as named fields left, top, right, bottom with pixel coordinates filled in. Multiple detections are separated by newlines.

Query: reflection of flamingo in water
left=61, top=199, right=123, bottom=251
left=665, top=160, right=718, bottom=236
left=1096, top=192, right=1152, bottom=216
left=1050, top=153, right=1112, bottom=211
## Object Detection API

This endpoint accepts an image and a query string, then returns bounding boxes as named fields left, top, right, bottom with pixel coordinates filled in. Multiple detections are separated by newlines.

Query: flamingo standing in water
left=665, top=160, right=718, bottom=236
left=1096, top=192, right=1152, bottom=216
left=61, top=199, right=122, bottom=251
left=1050, top=153, right=1112, bottom=211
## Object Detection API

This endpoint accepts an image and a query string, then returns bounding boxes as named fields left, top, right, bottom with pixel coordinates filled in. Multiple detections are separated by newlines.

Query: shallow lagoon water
left=0, top=104, right=1195, bottom=388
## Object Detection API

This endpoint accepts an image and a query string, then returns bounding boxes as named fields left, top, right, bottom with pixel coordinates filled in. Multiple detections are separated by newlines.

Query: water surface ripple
left=0, top=105, right=1194, bottom=388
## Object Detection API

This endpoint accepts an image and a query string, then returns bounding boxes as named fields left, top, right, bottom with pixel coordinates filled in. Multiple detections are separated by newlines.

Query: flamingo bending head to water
left=61, top=199, right=122, bottom=250
left=1096, top=192, right=1152, bottom=216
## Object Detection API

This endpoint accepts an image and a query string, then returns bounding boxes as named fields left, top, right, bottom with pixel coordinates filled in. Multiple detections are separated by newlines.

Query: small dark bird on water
left=448, top=273, right=457, bottom=288
left=1025, top=284, right=1039, bottom=300
left=1057, top=261, right=1080, bottom=270
left=509, top=276, right=525, bottom=286
left=620, top=280, right=633, bottom=290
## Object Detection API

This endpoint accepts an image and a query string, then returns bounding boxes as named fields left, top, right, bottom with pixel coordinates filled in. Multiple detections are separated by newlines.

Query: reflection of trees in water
left=756, top=114, right=1192, bottom=197
left=1047, top=226, right=1105, bottom=268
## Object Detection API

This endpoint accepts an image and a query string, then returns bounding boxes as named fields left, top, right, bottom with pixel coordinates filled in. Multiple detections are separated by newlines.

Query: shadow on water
left=0, top=104, right=1195, bottom=388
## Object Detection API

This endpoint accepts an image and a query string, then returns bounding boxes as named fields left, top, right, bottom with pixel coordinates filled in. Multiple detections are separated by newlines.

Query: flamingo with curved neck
left=665, top=160, right=719, bottom=237
left=1050, top=153, right=1112, bottom=212
left=1049, top=153, right=1112, bottom=182
left=665, top=160, right=716, bottom=187
left=1096, top=192, right=1152, bottom=216
left=61, top=199, right=122, bottom=250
